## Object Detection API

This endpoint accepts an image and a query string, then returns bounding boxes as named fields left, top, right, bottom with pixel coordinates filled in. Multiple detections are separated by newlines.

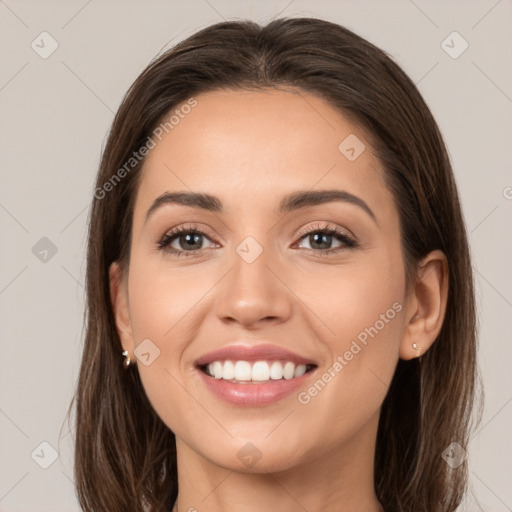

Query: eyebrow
left=145, top=189, right=377, bottom=224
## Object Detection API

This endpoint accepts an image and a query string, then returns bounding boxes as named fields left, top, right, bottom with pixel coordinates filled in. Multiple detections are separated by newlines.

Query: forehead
left=134, top=88, right=394, bottom=222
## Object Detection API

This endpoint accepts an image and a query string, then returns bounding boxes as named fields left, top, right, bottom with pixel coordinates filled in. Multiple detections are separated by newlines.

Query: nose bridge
left=234, top=233, right=272, bottom=287
left=231, top=232, right=277, bottom=300
left=214, top=229, right=292, bottom=327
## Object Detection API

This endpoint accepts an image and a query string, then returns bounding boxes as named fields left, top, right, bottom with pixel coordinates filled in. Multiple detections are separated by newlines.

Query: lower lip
left=196, top=367, right=316, bottom=407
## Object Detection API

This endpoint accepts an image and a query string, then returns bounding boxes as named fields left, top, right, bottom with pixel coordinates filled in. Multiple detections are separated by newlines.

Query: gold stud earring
left=412, top=343, right=421, bottom=358
left=122, top=350, right=133, bottom=369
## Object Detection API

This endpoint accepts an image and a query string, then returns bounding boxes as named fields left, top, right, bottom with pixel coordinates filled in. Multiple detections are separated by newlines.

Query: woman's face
left=113, top=88, right=410, bottom=473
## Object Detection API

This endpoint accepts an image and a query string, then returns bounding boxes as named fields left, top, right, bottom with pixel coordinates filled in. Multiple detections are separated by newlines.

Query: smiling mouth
left=198, top=360, right=318, bottom=383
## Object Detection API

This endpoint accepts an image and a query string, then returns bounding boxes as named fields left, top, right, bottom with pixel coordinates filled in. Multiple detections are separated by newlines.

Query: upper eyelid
left=162, top=223, right=219, bottom=240
left=161, top=223, right=350, bottom=238
left=295, top=222, right=354, bottom=239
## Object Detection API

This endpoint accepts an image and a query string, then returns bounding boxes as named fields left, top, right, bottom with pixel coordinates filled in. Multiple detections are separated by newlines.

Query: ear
left=109, top=261, right=135, bottom=355
left=399, top=250, right=449, bottom=360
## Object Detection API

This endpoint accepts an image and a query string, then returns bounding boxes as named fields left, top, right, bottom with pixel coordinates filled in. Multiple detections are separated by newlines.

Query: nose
left=214, top=242, right=293, bottom=330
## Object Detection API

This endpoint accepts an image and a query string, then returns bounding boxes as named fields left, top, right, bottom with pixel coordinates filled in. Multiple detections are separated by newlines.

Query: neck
left=171, top=412, right=384, bottom=512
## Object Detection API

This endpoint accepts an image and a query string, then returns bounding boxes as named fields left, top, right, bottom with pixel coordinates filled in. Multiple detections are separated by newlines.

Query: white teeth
left=294, top=364, right=307, bottom=378
left=252, top=361, right=270, bottom=381
left=223, top=360, right=235, bottom=380
left=234, top=361, right=252, bottom=381
left=213, top=361, right=223, bottom=379
left=204, top=360, right=312, bottom=382
left=270, top=361, right=283, bottom=380
left=283, top=361, right=295, bottom=380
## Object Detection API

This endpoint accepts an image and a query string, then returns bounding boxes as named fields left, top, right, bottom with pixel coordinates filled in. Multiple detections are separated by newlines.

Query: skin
left=110, top=88, right=448, bottom=512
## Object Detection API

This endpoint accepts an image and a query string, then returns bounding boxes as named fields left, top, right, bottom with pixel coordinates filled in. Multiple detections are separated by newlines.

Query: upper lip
left=195, top=343, right=318, bottom=367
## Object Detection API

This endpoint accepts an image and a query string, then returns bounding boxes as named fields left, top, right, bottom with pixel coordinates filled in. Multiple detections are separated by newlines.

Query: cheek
left=335, top=267, right=403, bottom=349
left=335, top=256, right=404, bottom=377
left=294, top=251, right=404, bottom=420
left=124, top=252, right=228, bottom=426
left=299, top=246, right=404, bottom=350
left=126, top=254, right=209, bottom=350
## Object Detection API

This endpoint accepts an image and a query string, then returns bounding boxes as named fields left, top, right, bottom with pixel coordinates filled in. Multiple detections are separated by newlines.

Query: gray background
left=1, top=0, right=511, bottom=510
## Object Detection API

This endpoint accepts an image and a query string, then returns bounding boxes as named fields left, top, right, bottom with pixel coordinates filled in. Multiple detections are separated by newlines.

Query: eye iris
left=310, top=233, right=332, bottom=250
left=180, top=232, right=202, bottom=250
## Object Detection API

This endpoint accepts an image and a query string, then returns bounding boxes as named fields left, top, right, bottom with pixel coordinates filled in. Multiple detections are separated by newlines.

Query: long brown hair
left=66, top=17, right=482, bottom=511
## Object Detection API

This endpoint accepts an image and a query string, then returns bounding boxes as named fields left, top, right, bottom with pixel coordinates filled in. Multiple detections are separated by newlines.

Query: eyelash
left=157, top=222, right=358, bottom=258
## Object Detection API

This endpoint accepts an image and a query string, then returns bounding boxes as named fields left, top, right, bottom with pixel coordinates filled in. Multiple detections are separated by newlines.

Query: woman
left=70, top=17, right=481, bottom=512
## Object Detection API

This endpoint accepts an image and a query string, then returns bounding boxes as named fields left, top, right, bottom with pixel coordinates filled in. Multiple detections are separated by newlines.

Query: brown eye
left=295, top=223, right=357, bottom=255
left=158, top=225, right=216, bottom=257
